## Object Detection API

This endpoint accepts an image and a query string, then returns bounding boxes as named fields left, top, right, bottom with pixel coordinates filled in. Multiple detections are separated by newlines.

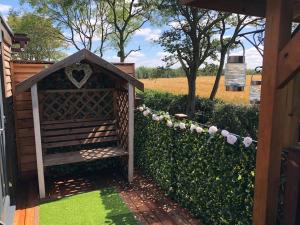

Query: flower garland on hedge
left=138, top=105, right=255, bottom=148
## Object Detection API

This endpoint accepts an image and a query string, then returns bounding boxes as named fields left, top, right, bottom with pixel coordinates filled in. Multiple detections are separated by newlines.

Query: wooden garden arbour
left=182, top=0, right=300, bottom=224
left=15, top=49, right=144, bottom=198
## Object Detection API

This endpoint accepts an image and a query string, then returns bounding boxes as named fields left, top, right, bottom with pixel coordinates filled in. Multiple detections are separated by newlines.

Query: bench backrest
left=41, top=118, right=119, bottom=150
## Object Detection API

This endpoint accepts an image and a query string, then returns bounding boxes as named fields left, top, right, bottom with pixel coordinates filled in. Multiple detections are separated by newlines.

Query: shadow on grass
left=99, top=188, right=139, bottom=225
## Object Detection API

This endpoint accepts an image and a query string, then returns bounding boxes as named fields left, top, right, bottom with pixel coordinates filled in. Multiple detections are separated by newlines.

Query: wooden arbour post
left=253, top=0, right=293, bottom=224
left=31, top=84, right=46, bottom=198
left=128, top=83, right=134, bottom=182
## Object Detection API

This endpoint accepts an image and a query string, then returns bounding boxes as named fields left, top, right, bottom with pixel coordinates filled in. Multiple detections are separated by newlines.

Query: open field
left=140, top=75, right=261, bottom=104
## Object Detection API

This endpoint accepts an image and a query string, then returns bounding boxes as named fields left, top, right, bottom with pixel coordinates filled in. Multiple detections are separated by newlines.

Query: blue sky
left=0, top=0, right=263, bottom=68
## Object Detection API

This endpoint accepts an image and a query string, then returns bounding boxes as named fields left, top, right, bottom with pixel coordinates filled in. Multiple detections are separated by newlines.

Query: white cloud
left=129, top=51, right=145, bottom=58
left=125, top=51, right=180, bottom=68
left=169, top=21, right=181, bottom=29
left=134, top=28, right=162, bottom=42
left=106, top=50, right=169, bottom=67
left=62, top=31, right=102, bottom=48
left=105, top=46, right=262, bottom=70
left=0, top=4, right=11, bottom=16
left=234, top=46, right=264, bottom=69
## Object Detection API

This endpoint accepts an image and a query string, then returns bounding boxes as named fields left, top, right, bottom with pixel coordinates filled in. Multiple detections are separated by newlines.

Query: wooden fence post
left=253, top=0, right=293, bottom=224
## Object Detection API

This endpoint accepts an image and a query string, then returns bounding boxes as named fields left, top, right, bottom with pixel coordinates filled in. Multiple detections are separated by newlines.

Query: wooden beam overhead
left=277, top=28, right=300, bottom=88
left=181, top=0, right=300, bottom=21
left=180, top=0, right=266, bottom=17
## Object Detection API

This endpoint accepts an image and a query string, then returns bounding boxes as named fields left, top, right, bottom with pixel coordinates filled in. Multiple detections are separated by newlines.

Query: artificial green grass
left=39, top=188, right=139, bottom=225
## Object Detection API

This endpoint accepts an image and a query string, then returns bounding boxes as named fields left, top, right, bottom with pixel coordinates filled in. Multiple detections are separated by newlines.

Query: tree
left=200, top=63, right=219, bottom=76
left=157, top=0, right=225, bottom=116
left=209, top=15, right=263, bottom=100
left=106, top=0, right=155, bottom=62
left=22, top=0, right=111, bottom=55
left=7, top=12, right=66, bottom=61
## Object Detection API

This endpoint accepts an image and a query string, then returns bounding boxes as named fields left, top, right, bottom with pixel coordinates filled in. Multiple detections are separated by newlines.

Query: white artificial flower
left=159, top=115, right=164, bottom=121
left=196, top=126, right=203, bottom=134
left=152, top=114, right=160, bottom=121
left=143, top=110, right=150, bottom=117
left=190, top=124, right=196, bottom=132
left=164, top=114, right=171, bottom=120
left=208, top=126, right=218, bottom=135
left=243, top=137, right=253, bottom=147
left=221, top=130, right=229, bottom=137
left=167, top=120, right=173, bottom=128
left=138, top=106, right=144, bottom=112
left=227, top=134, right=238, bottom=145
left=152, top=114, right=157, bottom=120
left=179, top=122, right=186, bottom=130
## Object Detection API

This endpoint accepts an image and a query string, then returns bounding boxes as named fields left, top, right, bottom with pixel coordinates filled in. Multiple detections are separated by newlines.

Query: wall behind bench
left=12, top=62, right=52, bottom=177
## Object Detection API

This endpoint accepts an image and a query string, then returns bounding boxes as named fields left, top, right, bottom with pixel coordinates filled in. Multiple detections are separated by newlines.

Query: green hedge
left=135, top=111, right=256, bottom=225
left=209, top=104, right=259, bottom=139
left=138, top=90, right=259, bottom=139
left=138, top=90, right=217, bottom=120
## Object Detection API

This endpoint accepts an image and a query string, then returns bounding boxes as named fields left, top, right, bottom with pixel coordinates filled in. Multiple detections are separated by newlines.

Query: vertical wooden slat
left=128, top=84, right=134, bottom=182
left=283, top=147, right=300, bottom=225
left=31, top=84, right=45, bottom=198
left=253, top=0, right=294, bottom=224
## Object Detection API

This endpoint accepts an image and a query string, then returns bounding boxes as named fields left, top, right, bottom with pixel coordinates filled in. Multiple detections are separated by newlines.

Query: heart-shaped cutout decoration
left=72, top=70, right=86, bottom=83
left=65, top=64, right=92, bottom=89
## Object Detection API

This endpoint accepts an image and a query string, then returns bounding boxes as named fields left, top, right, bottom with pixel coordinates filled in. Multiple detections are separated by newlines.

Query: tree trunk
left=119, top=36, right=126, bottom=62
left=210, top=49, right=227, bottom=100
left=119, top=49, right=125, bottom=62
left=186, top=72, right=197, bottom=117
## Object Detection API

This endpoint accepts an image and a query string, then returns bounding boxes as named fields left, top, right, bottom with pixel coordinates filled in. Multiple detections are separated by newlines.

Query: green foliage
left=136, top=66, right=185, bottom=79
left=136, top=66, right=221, bottom=79
left=209, top=104, right=259, bottom=139
left=135, top=112, right=257, bottom=225
left=156, top=0, right=225, bottom=114
left=199, top=63, right=219, bottom=76
left=138, top=90, right=217, bottom=119
left=106, top=0, right=157, bottom=62
left=138, top=90, right=259, bottom=136
left=21, top=0, right=110, bottom=54
left=7, top=12, right=66, bottom=61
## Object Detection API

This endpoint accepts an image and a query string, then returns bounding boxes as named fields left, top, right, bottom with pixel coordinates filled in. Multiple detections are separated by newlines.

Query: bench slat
left=42, top=125, right=116, bottom=137
left=43, top=146, right=127, bottom=167
left=43, top=136, right=118, bottom=148
left=43, top=130, right=117, bottom=143
left=41, top=120, right=116, bottom=130
left=41, top=117, right=110, bottom=125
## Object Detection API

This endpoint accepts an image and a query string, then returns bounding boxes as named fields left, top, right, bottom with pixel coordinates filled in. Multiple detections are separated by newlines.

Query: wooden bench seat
left=43, top=146, right=127, bottom=167
left=41, top=118, right=125, bottom=166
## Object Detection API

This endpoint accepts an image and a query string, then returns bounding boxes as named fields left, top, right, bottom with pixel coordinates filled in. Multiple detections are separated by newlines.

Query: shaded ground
left=13, top=170, right=202, bottom=225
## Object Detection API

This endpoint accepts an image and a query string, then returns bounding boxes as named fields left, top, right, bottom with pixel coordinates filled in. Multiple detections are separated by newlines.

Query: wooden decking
left=13, top=181, right=39, bottom=225
left=117, top=173, right=203, bottom=225
left=13, top=171, right=203, bottom=225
